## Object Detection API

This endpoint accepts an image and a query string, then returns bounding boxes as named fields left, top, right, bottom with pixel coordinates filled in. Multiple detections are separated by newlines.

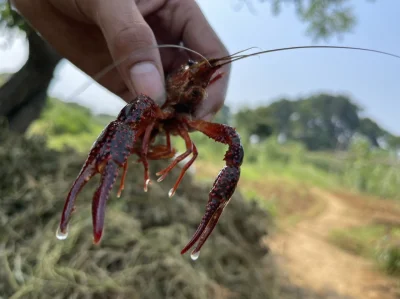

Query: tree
left=236, top=0, right=358, bottom=40
left=214, top=104, right=232, bottom=125
left=234, top=93, right=399, bottom=151
left=0, top=1, right=61, bottom=133
left=234, top=106, right=273, bottom=141
left=358, top=118, right=385, bottom=148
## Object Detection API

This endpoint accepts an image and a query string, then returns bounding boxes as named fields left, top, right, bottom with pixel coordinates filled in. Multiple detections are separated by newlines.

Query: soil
left=270, top=188, right=400, bottom=299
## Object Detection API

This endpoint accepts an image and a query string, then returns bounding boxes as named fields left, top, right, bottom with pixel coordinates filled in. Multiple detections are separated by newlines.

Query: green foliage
left=382, top=246, right=400, bottom=276
left=266, top=0, right=357, bottom=40
left=330, top=225, right=400, bottom=276
left=358, top=118, right=385, bottom=147
left=344, top=138, right=400, bottom=199
left=28, top=95, right=400, bottom=200
left=234, top=93, right=398, bottom=151
left=234, top=107, right=274, bottom=142
left=0, top=1, right=27, bottom=31
left=28, top=97, right=115, bottom=152
left=213, top=104, right=232, bottom=125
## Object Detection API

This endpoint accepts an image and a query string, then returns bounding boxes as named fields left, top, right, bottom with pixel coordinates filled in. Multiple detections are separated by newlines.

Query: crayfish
left=57, top=45, right=400, bottom=258
left=58, top=49, right=244, bottom=258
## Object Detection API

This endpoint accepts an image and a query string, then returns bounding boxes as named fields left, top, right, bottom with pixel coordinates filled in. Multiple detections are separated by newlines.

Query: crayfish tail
left=92, top=161, right=119, bottom=244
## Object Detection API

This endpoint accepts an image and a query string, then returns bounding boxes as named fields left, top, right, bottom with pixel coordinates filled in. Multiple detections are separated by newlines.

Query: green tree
left=234, top=106, right=273, bottom=141
left=0, top=1, right=61, bottom=133
left=238, top=0, right=362, bottom=40
left=214, top=104, right=232, bottom=125
left=358, top=118, right=386, bottom=147
left=234, top=93, right=399, bottom=151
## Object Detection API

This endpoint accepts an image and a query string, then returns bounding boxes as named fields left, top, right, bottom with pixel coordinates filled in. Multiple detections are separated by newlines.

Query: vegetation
left=0, top=124, right=276, bottom=299
left=23, top=92, right=400, bottom=282
left=235, top=94, right=398, bottom=151
left=28, top=97, right=114, bottom=152
left=27, top=93, right=400, bottom=201
left=330, top=225, right=400, bottom=276
left=1, top=1, right=397, bottom=296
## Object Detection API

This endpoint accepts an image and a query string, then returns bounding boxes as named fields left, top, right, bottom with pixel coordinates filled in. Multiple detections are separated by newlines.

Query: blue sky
left=1, top=1, right=399, bottom=134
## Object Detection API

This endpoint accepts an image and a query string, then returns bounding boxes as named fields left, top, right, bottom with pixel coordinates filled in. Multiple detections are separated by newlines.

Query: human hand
left=13, top=0, right=230, bottom=120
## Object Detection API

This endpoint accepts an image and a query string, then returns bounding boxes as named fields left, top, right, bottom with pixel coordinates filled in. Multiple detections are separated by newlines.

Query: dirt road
left=270, top=188, right=400, bottom=299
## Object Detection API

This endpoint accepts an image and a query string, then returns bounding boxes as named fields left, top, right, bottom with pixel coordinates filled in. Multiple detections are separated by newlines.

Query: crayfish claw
left=59, top=160, right=96, bottom=236
left=180, top=121, right=243, bottom=257
left=181, top=165, right=240, bottom=257
left=92, top=160, right=119, bottom=244
left=181, top=199, right=227, bottom=256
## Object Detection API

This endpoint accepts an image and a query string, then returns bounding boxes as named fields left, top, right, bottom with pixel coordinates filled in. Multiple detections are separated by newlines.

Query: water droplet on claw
left=168, top=188, right=175, bottom=198
left=56, top=227, right=68, bottom=240
left=145, top=179, right=151, bottom=191
left=190, top=251, right=200, bottom=261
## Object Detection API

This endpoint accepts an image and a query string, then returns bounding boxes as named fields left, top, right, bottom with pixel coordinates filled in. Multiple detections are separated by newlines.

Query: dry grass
left=0, top=126, right=276, bottom=299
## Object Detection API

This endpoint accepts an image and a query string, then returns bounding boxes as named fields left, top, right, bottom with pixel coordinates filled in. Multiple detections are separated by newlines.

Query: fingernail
left=130, top=62, right=165, bottom=105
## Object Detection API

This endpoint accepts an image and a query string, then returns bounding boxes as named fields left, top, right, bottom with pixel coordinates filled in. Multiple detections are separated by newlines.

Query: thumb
left=93, top=1, right=165, bottom=105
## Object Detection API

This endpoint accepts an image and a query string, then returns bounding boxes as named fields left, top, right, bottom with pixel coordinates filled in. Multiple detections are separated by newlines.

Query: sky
left=1, top=1, right=399, bottom=134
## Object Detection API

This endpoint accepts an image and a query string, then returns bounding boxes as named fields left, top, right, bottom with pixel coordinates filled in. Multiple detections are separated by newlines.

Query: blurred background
left=0, top=0, right=399, bottom=298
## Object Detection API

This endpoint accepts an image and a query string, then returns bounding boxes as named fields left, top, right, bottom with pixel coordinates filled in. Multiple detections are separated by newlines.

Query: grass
left=329, top=225, right=400, bottom=276
left=194, top=158, right=323, bottom=229
left=27, top=97, right=114, bottom=152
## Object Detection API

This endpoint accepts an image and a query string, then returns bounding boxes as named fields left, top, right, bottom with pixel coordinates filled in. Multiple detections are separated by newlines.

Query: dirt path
left=270, top=188, right=400, bottom=299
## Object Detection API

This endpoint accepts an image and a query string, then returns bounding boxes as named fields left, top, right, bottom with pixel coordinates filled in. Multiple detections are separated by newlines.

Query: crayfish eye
left=187, top=59, right=195, bottom=67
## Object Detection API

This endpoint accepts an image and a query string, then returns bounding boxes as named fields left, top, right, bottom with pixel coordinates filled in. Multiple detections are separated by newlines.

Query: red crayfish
left=57, top=47, right=245, bottom=258
left=57, top=45, right=400, bottom=259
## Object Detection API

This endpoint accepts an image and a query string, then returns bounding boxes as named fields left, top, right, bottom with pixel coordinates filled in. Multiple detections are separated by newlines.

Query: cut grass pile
left=0, top=125, right=276, bottom=299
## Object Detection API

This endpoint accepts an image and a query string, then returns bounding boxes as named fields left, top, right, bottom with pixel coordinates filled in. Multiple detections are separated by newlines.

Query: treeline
left=28, top=93, right=400, bottom=154
left=24, top=94, right=400, bottom=199
left=231, top=94, right=400, bottom=151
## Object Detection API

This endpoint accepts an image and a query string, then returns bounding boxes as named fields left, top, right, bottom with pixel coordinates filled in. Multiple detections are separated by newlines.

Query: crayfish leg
left=147, top=131, right=176, bottom=160
left=141, top=122, right=156, bottom=192
left=116, top=162, right=128, bottom=198
left=156, top=127, right=198, bottom=197
left=147, top=145, right=176, bottom=160
left=168, top=143, right=198, bottom=198
left=92, top=160, right=119, bottom=244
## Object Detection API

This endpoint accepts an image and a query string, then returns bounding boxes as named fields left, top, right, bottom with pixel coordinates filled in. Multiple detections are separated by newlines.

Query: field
left=1, top=96, right=399, bottom=298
